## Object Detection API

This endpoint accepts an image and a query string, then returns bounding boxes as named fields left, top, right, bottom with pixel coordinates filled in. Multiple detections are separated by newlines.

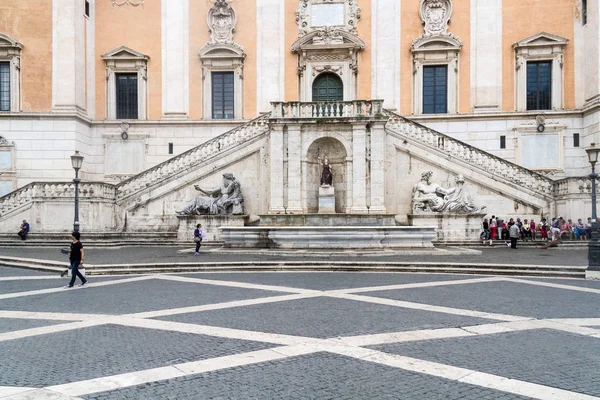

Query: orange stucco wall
left=95, top=1, right=162, bottom=120
left=0, top=0, right=52, bottom=112
left=235, top=0, right=257, bottom=119
left=284, top=0, right=299, bottom=102
left=357, top=0, right=372, bottom=100
left=189, top=0, right=211, bottom=120
left=400, top=0, right=470, bottom=114
left=502, top=0, right=575, bottom=111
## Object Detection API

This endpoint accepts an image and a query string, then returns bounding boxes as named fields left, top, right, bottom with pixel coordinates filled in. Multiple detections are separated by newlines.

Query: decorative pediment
left=513, top=32, right=569, bottom=49
left=101, top=46, right=149, bottom=61
left=199, top=43, right=245, bottom=61
left=291, top=28, right=366, bottom=52
left=0, top=34, right=23, bottom=50
left=412, top=34, right=461, bottom=52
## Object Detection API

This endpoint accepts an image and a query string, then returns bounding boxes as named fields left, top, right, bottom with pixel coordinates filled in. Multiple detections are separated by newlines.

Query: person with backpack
left=194, top=224, right=204, bottom=256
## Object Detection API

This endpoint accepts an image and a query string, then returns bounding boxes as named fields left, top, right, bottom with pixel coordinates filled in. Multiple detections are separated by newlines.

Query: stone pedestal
left=409, top=213, right=487, bottom=242
left=177, top=214, right=249, bottom=242
left=318, top=185, right=336, bottom=214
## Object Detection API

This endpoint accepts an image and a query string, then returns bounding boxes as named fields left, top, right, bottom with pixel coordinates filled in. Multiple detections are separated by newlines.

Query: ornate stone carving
left=0, top=136, right=11, bottom=146
left=320, top=159, right=333, bottom=186
left=207, top=0, right=238, bottom=46
left=177, top=173, right=244, bottom=215
left=296, top=0, right=361, bottom=38
left=412, top=171, right=485, bottom=214
left=111, top=0, right=144, bottom=6
left=420, top=0, right=452, bottom=36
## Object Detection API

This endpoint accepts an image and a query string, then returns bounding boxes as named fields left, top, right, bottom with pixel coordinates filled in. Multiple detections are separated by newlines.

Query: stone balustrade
left=270, top=100, right=385, bottom=119
left=385, top=111, right=555, bottom=198
left=0, top=181, right=117, bottom=217
left=554, top=176, right=598, bottom=196
left=115, top=113, right=271, bottom=202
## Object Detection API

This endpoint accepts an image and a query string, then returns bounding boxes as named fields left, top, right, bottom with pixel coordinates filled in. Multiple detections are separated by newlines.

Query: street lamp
left=585, top=143, right=600, bottom=279
left=70, top=151, right=84, bottom=233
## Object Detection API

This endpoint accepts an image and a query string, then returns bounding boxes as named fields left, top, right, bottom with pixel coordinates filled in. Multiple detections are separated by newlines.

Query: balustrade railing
left=553, top=176, right=598, bottom=196
left=385, top=111, right=555, bottom=197
left=271, top=100, right=385, bottom=119
left=0, top=182, right=117, bottom=217
left=115, top=113, right=271, bottom=201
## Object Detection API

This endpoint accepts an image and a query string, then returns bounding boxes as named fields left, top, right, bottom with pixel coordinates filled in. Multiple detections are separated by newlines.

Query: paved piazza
left=1, top=268, right=600, bottom=399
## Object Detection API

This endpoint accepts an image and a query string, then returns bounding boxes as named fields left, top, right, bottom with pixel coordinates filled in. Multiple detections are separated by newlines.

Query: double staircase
left=0, top=103, right=563, bottom=235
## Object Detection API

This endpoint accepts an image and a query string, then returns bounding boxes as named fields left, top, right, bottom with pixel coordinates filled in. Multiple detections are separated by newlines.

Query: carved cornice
left=111, top=0, right=144, bottom=6
left=291, top=28, right=365, bottom=52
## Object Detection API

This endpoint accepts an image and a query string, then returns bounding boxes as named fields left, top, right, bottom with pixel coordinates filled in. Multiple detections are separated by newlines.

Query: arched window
left=312, top=73, right=343, bottom=102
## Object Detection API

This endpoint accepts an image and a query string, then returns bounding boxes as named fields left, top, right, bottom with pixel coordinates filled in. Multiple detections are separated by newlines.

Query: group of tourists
left=481, top=215, right=596, bottom=249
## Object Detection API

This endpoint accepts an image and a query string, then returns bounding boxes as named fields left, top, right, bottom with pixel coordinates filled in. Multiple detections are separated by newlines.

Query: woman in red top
left=530, top=219, right=537, bottom=240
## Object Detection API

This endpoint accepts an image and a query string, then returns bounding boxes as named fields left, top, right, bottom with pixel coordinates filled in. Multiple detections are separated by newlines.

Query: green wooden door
left=312, top=73, right=343, bottom=102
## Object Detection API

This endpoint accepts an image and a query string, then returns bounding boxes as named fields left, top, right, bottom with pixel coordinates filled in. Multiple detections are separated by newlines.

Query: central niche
left=306, top=137, right=347, bottom=213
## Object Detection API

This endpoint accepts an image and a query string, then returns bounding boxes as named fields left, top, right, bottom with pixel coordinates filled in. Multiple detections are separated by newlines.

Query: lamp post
left=585, top=143, right=600, bottom=279
left=70, top=151, right=84, bottom=233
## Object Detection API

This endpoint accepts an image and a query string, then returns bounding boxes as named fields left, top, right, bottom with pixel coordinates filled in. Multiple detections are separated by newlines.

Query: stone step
left=0, top=257, right=585, bottom=278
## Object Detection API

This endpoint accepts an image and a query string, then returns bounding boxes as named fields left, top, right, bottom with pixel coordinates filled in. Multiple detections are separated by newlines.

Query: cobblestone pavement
left=0, top=267, right=599, bottom=399
left=0, top=245, right=588, bottom=266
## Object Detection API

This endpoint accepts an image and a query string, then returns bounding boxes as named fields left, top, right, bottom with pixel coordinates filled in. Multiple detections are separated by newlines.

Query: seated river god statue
left=412, top=171, right=485, bottom=214
left=177, top=173, right=244, bottom=215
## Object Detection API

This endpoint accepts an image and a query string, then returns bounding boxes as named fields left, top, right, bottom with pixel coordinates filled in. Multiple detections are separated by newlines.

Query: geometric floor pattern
left=1, top=269, right=600, bottom=399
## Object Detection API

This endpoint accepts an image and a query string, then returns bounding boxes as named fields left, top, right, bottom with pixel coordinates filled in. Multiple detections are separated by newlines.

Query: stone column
left=269, top=125, right=285, bottom=213
left=351, top=123, right=368, bottom=213
left=470, top=0, right=502, bottom=112
left=286, top=125, right=303, bottom=213
left=162, top=0, right=189, bottom=119
left=369, top=122, right=387, bottom=213
left=52, top=0, right=86, bottom=114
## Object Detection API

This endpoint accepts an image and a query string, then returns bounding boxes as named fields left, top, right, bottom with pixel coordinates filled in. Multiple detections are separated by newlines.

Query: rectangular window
left=526, top=61, right=552, bottom=111
left=116, top=73, right=138, bottom=120
left=574, top=133, right=580, bottom=148
left=500, top=135, right=506, bottom=149
left=84, top=0, right=90, bottom=17
left=583, top=0, right=587, bottom=25
left=168, top=143, right=173, bottom=154
left=211, top=71, right=234, bottom=119
left=0, top=62, right=10, bottom=112
left=423, top=65, right=448, bottom=114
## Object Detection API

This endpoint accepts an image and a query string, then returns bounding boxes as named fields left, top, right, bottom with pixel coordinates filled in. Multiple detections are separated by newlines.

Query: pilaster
left=52, top=0, right=87, bottom=115
left=371, top=0, right=401, bottom=110
left=351, top=123, right=368, bottom=213
left=269, top=126, right=285, bottom=213
left=369, top=122, right=386, bottom=212
left=286, top=124, right=303, bottom=213
left=162, top=0, right=189, bottom=119
left=470, top=0, right=502, bottom=112
left=256, top=0, right=285, bottom=113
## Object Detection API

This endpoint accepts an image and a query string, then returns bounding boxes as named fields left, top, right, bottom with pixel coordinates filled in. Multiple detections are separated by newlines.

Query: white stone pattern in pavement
left=0, top=273, right=599, bottom=399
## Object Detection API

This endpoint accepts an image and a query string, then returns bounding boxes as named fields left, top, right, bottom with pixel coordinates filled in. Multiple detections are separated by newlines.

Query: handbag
left=194, top=236, right=201, bottom=243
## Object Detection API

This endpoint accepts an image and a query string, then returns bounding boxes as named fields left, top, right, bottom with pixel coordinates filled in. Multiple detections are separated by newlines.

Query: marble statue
left=177, top=173, right=244, bottom=215
left=412, top=171, right=485, bottom=214
left=320, top=158, right=333, bottom=186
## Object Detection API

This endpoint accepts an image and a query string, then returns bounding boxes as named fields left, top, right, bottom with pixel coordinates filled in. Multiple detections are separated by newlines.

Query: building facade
left=0, top=0, right=599, bottom=232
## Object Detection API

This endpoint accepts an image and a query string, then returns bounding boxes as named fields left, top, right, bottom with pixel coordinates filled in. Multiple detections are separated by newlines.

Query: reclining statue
left=412, top=171, right=485, bottom=214
left=177, top=173, right=244, bottom=215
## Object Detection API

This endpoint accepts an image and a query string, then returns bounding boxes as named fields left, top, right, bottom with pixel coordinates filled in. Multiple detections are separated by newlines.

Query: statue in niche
left=208, top=0, right=236, bottom=45
left=412, top=171, right=485, bottom=214
left=320, top=158, right=333, bottom=186
left=177, top=173, right=244, bottom=215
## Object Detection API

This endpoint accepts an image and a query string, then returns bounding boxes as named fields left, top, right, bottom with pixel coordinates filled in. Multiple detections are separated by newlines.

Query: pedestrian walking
left=194, top=224, right=204, bottom=256
left=64, top=232, right=87, bottom=288
left=509, top=223, right=519, bottom=249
